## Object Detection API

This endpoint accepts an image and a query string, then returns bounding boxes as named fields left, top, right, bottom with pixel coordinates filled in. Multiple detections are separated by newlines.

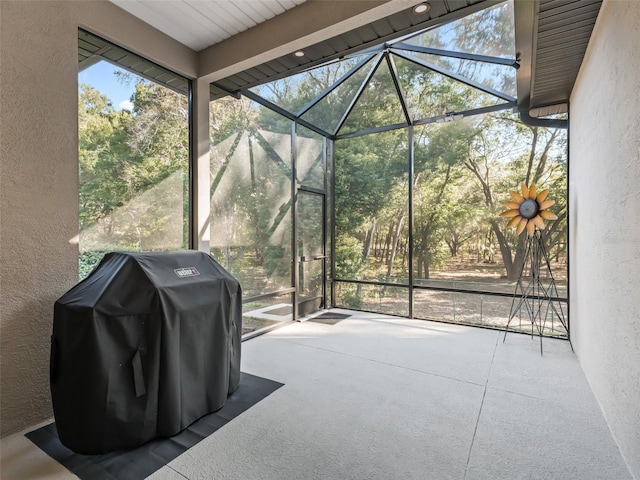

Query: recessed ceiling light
left=293, top=50, right=305, bottom=58
left=412, top=2, right=430, bottom=14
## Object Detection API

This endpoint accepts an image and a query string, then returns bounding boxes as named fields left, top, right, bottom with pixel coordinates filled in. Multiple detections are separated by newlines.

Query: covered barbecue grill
left=50, top=250, right=242, bottom=454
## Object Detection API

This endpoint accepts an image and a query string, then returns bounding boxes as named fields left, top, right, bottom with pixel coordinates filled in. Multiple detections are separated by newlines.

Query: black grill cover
left=50, top=251, right=242, bottom=454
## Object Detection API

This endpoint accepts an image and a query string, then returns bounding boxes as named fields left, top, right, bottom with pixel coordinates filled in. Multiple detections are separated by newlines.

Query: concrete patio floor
left=1, top=309, right=633, bottom=479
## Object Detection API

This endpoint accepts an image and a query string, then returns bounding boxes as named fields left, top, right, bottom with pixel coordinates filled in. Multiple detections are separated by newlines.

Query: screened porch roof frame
left=210, top=0, right=601, bottom=132
left=236, top=41, right=519, bottom=141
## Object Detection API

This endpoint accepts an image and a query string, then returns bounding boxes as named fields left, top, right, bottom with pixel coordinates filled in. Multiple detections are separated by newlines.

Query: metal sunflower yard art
left=500, top=183, right=557, bottom=236
left=500, top=182, right=569, bottom=354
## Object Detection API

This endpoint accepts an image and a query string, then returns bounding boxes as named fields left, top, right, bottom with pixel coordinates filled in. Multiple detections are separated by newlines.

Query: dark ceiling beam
left=334, top=52, right=384, bottom=136
left=391, top=43, right=519, bottom=67
left=241, top=89, right=333, bottom=139
left=295, top=54, right=375, bottom=117
left=385, top=52, right=411, bottom=125
left=391, top=49, right=516, bottom=102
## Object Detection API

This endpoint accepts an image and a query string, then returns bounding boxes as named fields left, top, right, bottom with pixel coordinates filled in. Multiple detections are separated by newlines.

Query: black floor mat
left=25, top=373, right=283, bottom=480
left=309, top=312, right=351, bottom=325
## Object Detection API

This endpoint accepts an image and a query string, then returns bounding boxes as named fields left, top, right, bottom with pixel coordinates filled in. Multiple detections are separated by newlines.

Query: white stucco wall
left=0, top=0, right=197, bottom=437
left=569, top=0, right=640, bottom=477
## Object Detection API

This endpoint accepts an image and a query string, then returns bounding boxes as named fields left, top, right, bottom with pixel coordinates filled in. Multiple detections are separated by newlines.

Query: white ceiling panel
left=110, top=0, right=308, bottom=51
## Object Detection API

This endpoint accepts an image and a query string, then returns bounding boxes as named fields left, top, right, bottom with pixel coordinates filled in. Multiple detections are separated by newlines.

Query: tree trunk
left=362, top=218, right=376, bottom=260
left=386, top=215, right=404, bottom=279
left=489, top=219, right=515, bottom=279
left=511, top=236, right=527, bottom=279
left=384, top=223, right=394, bottom=263
left=401, top=239, right=407, bottom=270
left=373, top=231, right=380, bottom=258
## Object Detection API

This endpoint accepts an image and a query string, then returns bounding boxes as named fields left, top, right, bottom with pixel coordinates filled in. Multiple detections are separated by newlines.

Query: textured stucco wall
left=0, top=0, right=196, bottom=437
left=0, top=0, right=80, bottom=438
left=569, top=0, right=640, bottom=477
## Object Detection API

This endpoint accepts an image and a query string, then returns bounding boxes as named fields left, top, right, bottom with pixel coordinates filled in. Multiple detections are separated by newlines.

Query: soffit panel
left=529, top=0, right=602, bottom=110
left=109, top=0, right=308, bottom=51
left=78, top=29, right=190, bottom=95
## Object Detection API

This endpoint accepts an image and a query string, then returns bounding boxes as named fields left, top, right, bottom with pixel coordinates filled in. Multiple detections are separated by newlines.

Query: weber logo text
left=174, top=267, right=200, bottom=278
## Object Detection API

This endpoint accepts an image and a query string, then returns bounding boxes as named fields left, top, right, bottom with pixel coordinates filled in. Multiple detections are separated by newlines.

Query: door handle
left=299, top=255, right=327, bottom=262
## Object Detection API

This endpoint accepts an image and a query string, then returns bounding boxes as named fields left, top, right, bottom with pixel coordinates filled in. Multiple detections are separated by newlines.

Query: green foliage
left=210, top=97, right=257, bottom=145
left=335, top=236, right=366, bottom=279
left=209, top=101, right=295, bottom=296
left=78, top=84, right=131, bottom=230
left=263, top=246, right=290, bottom=279
left=340, top=288, right=364, bottom=309
left=332, top=109, right=567, bottom=282
left=450, top=1, right=514, bottom=58
left=78, top=250, right=109, bottom=280
left=334, top=130, right=408, bottom=233
left=79, top=73, right=189, bottom=253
